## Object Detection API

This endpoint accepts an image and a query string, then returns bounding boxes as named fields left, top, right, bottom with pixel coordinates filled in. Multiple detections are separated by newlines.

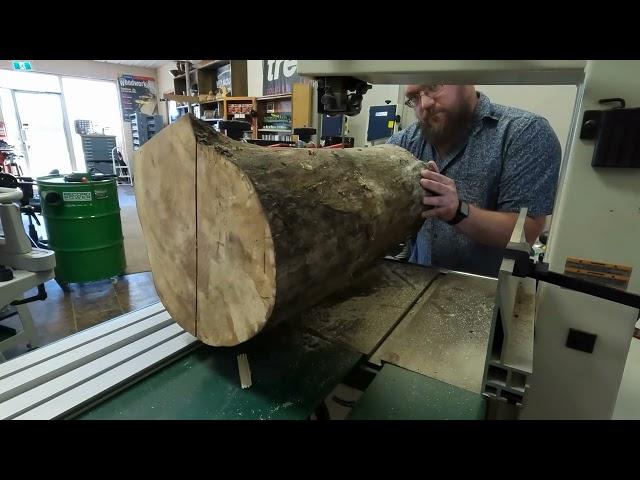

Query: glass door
left=13, top=91, right=73, bottom=177
left=61, top=77, right=126, bottom=172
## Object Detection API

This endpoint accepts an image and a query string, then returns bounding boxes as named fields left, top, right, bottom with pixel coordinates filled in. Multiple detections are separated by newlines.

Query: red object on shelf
left=3, top=160, right=23, bottom=176
left=324, top=143, right=346, bottom=149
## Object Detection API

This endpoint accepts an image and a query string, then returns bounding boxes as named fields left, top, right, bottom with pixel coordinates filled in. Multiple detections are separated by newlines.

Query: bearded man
left=388, top=85, right=562, bottom=277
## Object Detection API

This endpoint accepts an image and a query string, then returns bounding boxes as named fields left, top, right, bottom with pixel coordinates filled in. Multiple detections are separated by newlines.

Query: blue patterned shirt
left=387, top=92, right=562, bottom=277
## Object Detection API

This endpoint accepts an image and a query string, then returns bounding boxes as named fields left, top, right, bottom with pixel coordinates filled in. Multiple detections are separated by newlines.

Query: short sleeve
left=498, top=116, right=562, bottom=217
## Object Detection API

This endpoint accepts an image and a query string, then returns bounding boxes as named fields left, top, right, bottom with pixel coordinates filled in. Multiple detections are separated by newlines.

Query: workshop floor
left=119, top=186, right=152, bottom=274
left=1, top=184, right=158, bottom=362
left=0, top=272, right=160, bottom=361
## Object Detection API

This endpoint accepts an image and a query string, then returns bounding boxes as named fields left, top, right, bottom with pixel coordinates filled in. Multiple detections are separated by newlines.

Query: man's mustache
left=422, top=108, right=446, bottom=118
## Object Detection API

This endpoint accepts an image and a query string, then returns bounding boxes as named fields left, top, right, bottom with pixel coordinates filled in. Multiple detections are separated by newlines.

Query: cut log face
left=135, top=115, right=426, bottom=346
left=195, top=142, right=276, bottom=346
left=133, top=119, right=197, bottom=336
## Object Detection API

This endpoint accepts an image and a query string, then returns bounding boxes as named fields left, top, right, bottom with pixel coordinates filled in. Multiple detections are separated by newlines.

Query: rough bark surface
left=135, top=115, right=426, bottom=346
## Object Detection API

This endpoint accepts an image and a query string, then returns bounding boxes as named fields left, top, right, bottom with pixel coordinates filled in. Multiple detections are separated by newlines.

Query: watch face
left=460, top=201, right=469, bottom=217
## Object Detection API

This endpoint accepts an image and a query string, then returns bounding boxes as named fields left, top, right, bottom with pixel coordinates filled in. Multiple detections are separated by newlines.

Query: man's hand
left=418, top=162, right=547, bottom=248
left=419, top=161, right=459, bottom=222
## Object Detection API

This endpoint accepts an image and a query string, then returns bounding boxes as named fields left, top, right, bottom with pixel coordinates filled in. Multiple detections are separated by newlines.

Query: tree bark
left=134, top=115, right=426, bottom=346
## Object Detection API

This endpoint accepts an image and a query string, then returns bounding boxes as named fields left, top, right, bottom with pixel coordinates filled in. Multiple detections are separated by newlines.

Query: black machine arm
left=317, top=77, right=372, bottom=117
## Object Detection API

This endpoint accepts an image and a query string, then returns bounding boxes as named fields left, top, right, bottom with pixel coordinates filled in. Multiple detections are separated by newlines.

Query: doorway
left=61, top=77, right=126, bottom=172
left=12, top=91, right=74, bottom=177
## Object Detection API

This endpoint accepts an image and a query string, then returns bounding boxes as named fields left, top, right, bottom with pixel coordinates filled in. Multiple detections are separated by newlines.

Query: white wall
left=476, top=85, right=577, bottom=156
left=247, top=60, right=263, bottom=97
left=156, top=62, right=175, bottom=121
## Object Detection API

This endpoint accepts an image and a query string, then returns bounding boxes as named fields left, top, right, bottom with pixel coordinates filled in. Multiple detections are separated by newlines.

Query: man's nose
left=419, top=94, right=435, bottom=109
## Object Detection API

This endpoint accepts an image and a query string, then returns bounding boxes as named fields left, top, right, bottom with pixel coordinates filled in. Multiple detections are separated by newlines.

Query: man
left=388, top=85, right=561, bottom=277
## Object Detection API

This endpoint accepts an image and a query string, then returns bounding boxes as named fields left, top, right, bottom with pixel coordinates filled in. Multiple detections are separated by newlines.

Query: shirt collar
left=470, top=91, right=498, bottom=135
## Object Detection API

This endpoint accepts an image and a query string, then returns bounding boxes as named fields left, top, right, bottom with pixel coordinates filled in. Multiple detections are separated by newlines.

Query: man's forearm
left=455, top=205, right=543, bottom=248
left=417, top=164, right=546, bottom=247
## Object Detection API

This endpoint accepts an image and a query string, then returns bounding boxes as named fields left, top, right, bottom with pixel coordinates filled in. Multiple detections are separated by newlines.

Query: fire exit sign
left=11, top=61, right=32, bottom=71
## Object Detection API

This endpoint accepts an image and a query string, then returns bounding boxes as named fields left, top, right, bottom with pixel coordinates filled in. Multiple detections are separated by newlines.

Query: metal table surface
left=370, top=272, right=497, bottom=393
left=77, top=323, right=362, bottom=420
left=53, top=261, right=496, bottom=419
left=296, top=260, right=440, bottom=355
left=74, top=260, right=440, bottom=419
left=348, top=363, right=486, bottom=420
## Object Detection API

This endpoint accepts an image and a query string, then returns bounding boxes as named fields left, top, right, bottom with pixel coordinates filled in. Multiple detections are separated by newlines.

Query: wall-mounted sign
left=117, top=75, right=158, bottom=121
left=11, top=61, right=32, bottom=71
left=262, top=60, right=304, bottom=96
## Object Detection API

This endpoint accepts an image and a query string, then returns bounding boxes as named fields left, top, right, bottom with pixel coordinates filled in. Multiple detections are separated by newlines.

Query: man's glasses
left=404, top=85, right=445, bottom=108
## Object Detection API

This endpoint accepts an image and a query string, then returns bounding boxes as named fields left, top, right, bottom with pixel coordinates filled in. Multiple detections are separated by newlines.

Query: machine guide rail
left=528, top=261, right=640, bottom=309
left=0, top=303, right=198, bottom=419
left=505, top=208, right=639, bottom=310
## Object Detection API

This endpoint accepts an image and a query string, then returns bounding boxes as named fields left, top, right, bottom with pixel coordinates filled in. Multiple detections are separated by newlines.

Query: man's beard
left=420, top=103, right=473, bottom=145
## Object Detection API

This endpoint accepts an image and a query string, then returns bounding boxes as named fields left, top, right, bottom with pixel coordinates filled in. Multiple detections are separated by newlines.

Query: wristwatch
left=447, top=200, right=470, bottom=225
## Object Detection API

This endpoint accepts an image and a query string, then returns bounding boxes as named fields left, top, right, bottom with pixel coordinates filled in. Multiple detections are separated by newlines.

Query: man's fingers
left=421, top=170, right=455, bottom=186
left=422, top=195, right=443, bottom=206
left=420, top=161, right=439, bottom=178
left=421, top=207, right=447, bottom=219
left=420, top=178, right=449, bottom=195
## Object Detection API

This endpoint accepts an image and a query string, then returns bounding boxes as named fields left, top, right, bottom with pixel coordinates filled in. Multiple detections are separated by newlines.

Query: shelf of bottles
left=259, top=112, right=291, bottom=133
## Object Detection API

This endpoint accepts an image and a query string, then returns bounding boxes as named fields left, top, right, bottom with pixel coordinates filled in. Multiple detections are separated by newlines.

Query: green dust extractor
left=37, top=173, right=126, bottom=285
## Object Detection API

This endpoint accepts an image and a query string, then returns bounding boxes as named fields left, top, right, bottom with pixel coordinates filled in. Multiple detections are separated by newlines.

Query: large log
left=134, top=115, right=425, bottom=346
